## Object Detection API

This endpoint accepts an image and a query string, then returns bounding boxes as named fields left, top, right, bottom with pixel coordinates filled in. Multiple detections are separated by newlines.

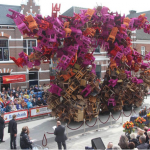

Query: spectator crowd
left=105, top=126, right=150, bottom=150
left=0, top=85, right=48, bottom=113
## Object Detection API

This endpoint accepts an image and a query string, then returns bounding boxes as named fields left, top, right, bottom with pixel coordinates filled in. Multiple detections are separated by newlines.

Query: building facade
left=127, top=10, right=150, bottom=60
left=0, top=0, right=50, bottom=90
left=126, top=10, right=150, bottom=77
left=62, top=6, right=110, bottom=80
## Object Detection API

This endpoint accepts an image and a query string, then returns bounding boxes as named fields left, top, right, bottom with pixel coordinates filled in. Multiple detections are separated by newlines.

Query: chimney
left=129, top=10, right=136, bottom=14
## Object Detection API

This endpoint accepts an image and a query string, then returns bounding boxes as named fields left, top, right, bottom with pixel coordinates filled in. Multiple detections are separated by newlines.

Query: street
left=0, top=96, right=149, bottom=149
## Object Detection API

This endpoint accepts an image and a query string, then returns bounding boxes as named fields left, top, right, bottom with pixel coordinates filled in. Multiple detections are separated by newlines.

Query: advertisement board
left=3, top=74, right=26, bottom=84
left=30, top=106, right=51, bottom=117
left=4, top=109, right=28, bottom=123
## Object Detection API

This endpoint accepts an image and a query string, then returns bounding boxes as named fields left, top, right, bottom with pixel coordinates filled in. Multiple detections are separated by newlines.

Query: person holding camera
left=20, top=126, right=32, bottom=149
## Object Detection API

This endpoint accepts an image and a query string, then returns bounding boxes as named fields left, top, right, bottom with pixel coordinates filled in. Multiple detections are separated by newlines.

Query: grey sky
left=0, top=0, right=150, bottom=17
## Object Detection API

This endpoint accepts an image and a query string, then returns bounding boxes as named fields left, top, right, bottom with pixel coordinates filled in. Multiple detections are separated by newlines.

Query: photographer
left=20, top=127, right=32, bottom=149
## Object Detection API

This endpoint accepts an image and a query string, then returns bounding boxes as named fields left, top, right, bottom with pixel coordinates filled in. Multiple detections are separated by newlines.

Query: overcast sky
left=0, top=0, right=150, bottom=17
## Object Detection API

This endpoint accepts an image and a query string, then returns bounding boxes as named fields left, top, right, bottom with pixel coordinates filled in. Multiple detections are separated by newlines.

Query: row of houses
left=0, top=0, right=149, bottom=89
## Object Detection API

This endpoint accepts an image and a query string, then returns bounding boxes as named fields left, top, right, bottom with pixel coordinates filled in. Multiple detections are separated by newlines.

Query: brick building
left=62, top=6, right=110, bottom=80
left=0, top=0, right=50, bottom=90
left=126, top=10, right=150, bottom=77
left=127, top=10, right=150, bottom=61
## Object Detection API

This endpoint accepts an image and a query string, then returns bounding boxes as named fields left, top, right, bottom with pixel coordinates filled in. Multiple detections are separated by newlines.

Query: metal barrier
left=2, top=105, right=51, bottom=123
left=42, top=107, right=137, bottom=147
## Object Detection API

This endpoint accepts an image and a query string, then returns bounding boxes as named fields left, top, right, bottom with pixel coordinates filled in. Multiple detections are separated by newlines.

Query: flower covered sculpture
left=6, top=5, right=150, bottom=122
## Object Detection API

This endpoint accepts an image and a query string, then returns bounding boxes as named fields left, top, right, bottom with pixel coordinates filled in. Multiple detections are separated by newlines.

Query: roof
left=126, top=10, right=150, bottom=21
left=0, top=4, right=21, bottom=25
left=136, top=29, right=150, bottom=40
left=62, top=6, right=87, bottom=17
left=63, top=7, right=150, bottom=40
left=127, top=10, right=150, bottom=40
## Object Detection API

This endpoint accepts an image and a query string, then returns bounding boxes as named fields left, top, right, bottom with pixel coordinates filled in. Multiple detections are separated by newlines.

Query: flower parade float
left=6, top=5, right=150, bottom=122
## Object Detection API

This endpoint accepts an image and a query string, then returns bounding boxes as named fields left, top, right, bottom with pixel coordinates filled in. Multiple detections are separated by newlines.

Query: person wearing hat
left=0, top=112, right=5, bottom=142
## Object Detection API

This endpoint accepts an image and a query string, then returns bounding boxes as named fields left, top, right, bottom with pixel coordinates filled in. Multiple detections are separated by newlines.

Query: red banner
left=3, top=74, right=26, bottom=84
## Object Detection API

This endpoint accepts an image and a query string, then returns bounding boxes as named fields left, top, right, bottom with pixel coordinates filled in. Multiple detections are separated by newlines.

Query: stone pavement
left=0, top=96, right=149, bottom=149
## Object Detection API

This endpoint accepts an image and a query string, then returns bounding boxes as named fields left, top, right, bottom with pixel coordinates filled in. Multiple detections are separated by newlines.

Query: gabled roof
left=127, top=10, right=150, bottom=40
left=0, top=4, right=21, bottom=25
left=127, top=10, right=150, bottom=21
left=136, top=29, right=150, bottom=40
left=62, top=6, right=87, bottom=17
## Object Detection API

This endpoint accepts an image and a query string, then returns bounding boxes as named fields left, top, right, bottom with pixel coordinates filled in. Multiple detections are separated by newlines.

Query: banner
left=3, top=74, right=26, bottom=84
left=4, top=109, right=28, bottom=123
left=30, top=106, right=51, bottom=117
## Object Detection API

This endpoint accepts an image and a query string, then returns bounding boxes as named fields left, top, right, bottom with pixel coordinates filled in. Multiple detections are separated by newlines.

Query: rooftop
left=0, top=4, right=21, bottom=25
left=127, top=10, right=150, bottom=40
left=62, top=6, right=87, bottom=17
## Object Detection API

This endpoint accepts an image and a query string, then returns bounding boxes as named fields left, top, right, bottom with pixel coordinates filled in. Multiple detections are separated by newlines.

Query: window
left=96, top=65, right=101, bottom=78
left=29, top=71, right=39, bottom=87
left=28, top=13, right=35, bottom=17
left=94, top=40, right=100, bottom=53
left=23, top=40, right=36, bottom=55
left=95, top=45, right=100, bottom=53
left=141, top=46, right=145, bottom=56
left=0, top=40, right=9, bottom=61
left=95, top=41, right=100, bottom=53
left=0, top=73, right=10, bottom=90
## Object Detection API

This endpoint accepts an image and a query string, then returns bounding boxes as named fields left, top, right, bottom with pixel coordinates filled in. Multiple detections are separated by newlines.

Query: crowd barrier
left=1, top=105, right=144, bottom=147
left=4, top=109, right=28, bottom=123
left=30, top=106, right=51, bottom=118
left=42, top=107, right=139, bottom=147
left=3, top=106, right=51, bottom=123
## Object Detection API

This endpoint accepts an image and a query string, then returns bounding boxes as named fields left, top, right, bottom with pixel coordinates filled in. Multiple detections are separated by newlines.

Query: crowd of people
left=0, top=85, right=48, bottom=113
left=2, top=85, right=150, bottom=149
left=106, top=126, right=150, bottom=150
left=2, top=109, right=150, bottom=149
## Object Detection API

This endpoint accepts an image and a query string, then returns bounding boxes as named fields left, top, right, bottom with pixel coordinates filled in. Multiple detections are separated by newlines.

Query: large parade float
left=6, top=4, right=150, bottom=122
